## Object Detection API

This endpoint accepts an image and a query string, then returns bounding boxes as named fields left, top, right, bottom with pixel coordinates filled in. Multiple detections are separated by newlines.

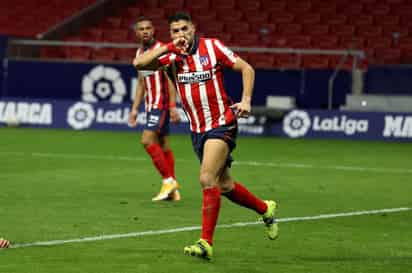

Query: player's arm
left=166, top=72, right=180, bottom=123
left=231, top=57, right=255, bottom=118
left=128, top=72, right=145, bottom=127
left=133, top=38, right=188, bottom=70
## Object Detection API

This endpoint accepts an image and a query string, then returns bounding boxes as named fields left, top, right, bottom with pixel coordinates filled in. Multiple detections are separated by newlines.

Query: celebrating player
left=133, top=12, right=278, bottom=259
left=129, top=17, right=181, bottom=201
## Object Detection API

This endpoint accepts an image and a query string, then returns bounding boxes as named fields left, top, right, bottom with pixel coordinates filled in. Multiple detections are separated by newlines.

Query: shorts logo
left=67, top=102, right=95, bottom=130
left=81, top=65, right=127, bottom=104
left=148, top=115, right=159, bottom=127
left=199, top=56, right=209, bottom=66
left=177, top=71, right=212, bottom=84
left=283, top=110, right=311, bottom=138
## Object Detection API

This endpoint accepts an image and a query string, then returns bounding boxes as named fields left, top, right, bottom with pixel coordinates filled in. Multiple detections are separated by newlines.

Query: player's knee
left=218, top=177, right=234, bottom=193
left=141, top=135, right=155, bottom=147
left=199, top=171, right=216, bottom=188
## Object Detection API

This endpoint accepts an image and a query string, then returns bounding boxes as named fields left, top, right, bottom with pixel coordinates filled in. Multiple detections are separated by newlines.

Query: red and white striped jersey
left=136, top=40, right=169, bottom=112
left=158, top=37, right=239, bottom=133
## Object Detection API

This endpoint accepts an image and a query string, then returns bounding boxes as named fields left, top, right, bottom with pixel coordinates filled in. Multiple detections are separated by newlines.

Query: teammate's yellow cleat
left=262, top=200, right=279, bottom=240
left=184, top=239, right=213, bottom=260
left=152, top=181, right=179, bottom=201
left=168, top=189, right=181, bottom=201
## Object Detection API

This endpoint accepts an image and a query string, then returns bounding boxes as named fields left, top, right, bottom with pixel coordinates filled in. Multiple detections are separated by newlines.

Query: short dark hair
left=168, top=12, right=192, bottom=24
left=135, top=16, right=152, bottom=27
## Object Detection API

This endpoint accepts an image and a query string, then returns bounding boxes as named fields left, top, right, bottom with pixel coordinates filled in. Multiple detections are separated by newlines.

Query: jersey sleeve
left=158, top=53, right=177, bottom=67
left=213, top=39, right=239, bottom=68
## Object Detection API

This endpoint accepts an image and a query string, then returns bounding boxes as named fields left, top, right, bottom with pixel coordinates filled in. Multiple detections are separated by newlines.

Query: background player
left=133, top=12, right=278, bottom=259
left=129, top=16, right=181, bottom=201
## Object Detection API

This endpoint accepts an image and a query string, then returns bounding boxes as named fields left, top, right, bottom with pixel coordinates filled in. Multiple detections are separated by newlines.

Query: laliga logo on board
left=283, top=110, right=369, bottom=138
left=283, top=110, right=311, bottom=138
left=82, top=65, right=127, bottom=104
left=67, top=102, right=139, bottom=130
left=67, top=102, right=95, bottom=130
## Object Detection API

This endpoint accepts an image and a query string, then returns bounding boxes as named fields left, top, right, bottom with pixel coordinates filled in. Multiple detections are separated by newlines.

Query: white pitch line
left=9, top=207, right=411, bottom=249
left=0, top=151, right=411, bottom=174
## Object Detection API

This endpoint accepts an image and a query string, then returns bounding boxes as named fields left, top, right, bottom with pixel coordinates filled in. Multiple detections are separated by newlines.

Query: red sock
left=222, top=182, right=267, bottom=214
left=145, top=143, right=172, bottom=179
left=201, top=187, right=221, bottom=245
left=163, top=150, right=175, bottom=179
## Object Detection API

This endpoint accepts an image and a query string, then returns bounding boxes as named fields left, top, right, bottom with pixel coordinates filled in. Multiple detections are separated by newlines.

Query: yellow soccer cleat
left=152, top=181, right=179, bottom=201
left=184, top=239, right=213, bottom=260
left=262, top=200, right=279, bottom=240
left=168, top=189, right=181, bottom=201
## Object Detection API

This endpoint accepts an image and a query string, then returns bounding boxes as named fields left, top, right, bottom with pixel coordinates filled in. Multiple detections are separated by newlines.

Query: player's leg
left=159, top=135, right=181, bottom=201
left=159, top=135, right=175, bottom=179
left=141, top=110, right=177, bottom=201
left=219, top=168, right=279, bottom=240
left=184, top=139, right=229, bottom=259
left=141, top=129, right=173, bottom=181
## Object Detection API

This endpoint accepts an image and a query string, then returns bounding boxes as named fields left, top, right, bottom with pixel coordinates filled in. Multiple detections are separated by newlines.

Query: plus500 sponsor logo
left=283, top=110, right=368, bottom=138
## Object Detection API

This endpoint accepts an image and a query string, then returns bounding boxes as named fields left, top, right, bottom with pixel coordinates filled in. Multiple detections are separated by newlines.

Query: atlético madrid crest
left=199, top=55, right=209, bottom=66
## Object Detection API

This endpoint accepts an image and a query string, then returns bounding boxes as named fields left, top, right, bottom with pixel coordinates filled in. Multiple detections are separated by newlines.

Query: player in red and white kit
left=133, top=12, right=278, bottom=259
left=129, top=17, right=181, bottom=201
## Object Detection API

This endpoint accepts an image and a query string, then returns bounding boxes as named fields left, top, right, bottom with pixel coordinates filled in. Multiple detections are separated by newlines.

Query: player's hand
left=230, top=101, right=251, bottom=119
left=132, top=57, right=138, bottom=67
left=128, top=109, right=138, bottom=127
left=169, top=107, right=181, bottom=123
left=168, top=37, right=189, bottom=54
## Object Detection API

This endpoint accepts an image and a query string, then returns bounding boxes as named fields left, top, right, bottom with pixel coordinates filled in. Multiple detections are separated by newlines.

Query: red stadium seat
left=323, top=14, right=347, bottom=25
left=261, top=1, right=286, bottom=13
left=224, top=22, right=250, bottom=34
left=312, top=36, right=339, bottom=49
left=287, top=1, right=312, bottom=14
left=375, top=48, right=401, bottom=64
left=357, top=26, right=383, bottom=38
left=216, top=9, right=243, bottom=22
left=91, top=49, right=116, bottom=62
left=379, top=15, right=400, bottom=26
left=366, top=38, right=393, bottom=49
left=278, top=24, right=302, bottom=35
left=313, top=3, right=337, bottom=14
left=302, top=55, right=329, bottom=69
left=350, top=15, right=374, bottom=26
left=332, top=25, right=355, bottom=37
left=270, top=13, right=295, bottom=24
left=248, top=54, right=275, bottom=69
left=274, top=54, right=301, bottom=69
left=286, top=35, right=311, bottom=48
left=303, top=25, right=329, bottom=36
left=299, top=14, right=321, bottom=25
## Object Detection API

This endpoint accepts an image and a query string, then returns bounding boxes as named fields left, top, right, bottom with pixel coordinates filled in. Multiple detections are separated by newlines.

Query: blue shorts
left=191, top=122, right=238, bottom=168
left=144, top=109, right=170, bottom=136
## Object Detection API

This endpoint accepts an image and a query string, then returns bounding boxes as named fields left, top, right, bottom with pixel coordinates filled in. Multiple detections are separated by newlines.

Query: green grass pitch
left=0, top=127, right=411, bottom=273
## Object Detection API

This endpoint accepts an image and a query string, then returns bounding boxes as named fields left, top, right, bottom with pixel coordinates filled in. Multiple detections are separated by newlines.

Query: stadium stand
left=3, top=0, right=412, bottom=69
left=0, top=0, right=96, bottom=37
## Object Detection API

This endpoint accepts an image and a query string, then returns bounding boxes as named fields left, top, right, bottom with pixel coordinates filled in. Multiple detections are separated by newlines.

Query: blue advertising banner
left=0, top=98, right=266, bottom=136
left=276, top=109, right=412, bottom=141
left=4, top=60, right=352, bottom=108
left=1, top=98, right=411, bottom=141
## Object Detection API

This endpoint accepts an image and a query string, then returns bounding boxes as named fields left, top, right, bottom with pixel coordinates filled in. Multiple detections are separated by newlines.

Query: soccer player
left=133, top=12, right=278, bottom=260
left=129, top=16, right=181, bottom=201
left=0, top=238, right=10, bottom=248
